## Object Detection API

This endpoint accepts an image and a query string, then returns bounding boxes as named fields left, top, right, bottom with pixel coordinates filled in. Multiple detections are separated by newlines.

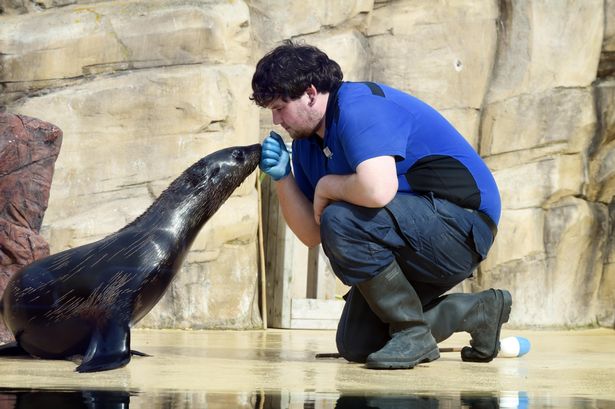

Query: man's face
left=268, top=93, right=323, bottom=140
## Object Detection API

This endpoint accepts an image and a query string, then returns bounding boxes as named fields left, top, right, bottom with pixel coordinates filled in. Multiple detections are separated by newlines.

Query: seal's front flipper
left=76, top=323, right=131, bottom=373
left=0, top=342, right=29, bottom=356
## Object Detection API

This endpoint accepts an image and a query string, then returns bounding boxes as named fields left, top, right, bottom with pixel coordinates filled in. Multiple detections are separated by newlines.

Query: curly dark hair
left=250, top=40, right=343, bottom=107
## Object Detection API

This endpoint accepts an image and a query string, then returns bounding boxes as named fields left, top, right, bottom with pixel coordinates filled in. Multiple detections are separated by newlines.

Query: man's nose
left=272, top=110, right=281, bottom=125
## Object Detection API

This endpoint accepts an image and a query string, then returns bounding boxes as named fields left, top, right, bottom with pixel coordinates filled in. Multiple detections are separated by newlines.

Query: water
left=1, top=329, right=614, bottom=408
left=0, top=388, right=612, bottom=409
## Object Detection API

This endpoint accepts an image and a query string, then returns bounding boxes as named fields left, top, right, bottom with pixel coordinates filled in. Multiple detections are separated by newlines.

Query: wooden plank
left=256, top=172, right=267, bottom=329
left=291, top=298, right=343, bottom=330
left=306, top=245, right=320, bottom=299
left=262, top=177, right=291, bottom=328
left=315, top=247, right=337, bottom=300
left=290, top=235, right=309, bottom=299
left=289, top=319, right=340, bottom=330
left=291, top=298, right=344, bottom=320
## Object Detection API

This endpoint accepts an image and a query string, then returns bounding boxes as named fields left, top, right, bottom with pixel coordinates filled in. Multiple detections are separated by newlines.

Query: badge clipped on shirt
left=323, top=146, right=333, bottom=159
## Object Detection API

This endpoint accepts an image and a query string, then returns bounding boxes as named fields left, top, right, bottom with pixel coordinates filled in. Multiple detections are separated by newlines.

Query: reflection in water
left=0, top=389, right=131, bottom=409
left=334, top=394, right=493, bottom=409
left=282, top=393, right=522, bottom=409
left=0, top=388, right=611, bottom=409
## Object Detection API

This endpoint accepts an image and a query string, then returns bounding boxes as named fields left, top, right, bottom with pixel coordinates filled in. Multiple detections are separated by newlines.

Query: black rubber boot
left=356, top=262, right=440, bottom=369
left=423, top=289, right=512, bottom=362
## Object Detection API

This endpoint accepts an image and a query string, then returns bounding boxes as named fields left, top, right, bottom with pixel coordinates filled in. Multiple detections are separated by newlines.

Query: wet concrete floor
left=0, top=328, right=613, bottom=408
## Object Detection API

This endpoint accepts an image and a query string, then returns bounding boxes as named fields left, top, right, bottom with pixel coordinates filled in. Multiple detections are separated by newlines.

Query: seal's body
left=0, top=144, right=261, bottom=372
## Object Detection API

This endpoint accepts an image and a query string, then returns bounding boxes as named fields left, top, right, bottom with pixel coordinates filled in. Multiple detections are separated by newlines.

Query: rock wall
left=0, top=0, right=613, bottom=328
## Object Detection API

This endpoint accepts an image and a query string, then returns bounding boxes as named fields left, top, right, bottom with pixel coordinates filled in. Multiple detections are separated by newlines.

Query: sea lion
left=0, top=144, right=261, bottom=372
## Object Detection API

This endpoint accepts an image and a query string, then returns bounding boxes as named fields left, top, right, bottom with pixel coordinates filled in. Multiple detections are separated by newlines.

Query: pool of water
left=1, top=329, right=614, bottom=408
left=0, top=388, right=611, bottom=409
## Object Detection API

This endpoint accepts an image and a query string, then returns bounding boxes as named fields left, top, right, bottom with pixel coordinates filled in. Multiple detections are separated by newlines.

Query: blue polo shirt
left=291, top=81, right=501, bottom=224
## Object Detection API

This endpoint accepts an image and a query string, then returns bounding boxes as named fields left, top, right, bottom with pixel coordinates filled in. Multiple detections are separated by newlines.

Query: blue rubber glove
left=260, top=131, right=291, bottom=181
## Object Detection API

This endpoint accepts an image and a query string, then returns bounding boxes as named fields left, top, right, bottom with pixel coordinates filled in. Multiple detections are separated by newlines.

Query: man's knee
left=321, top=201, right=354, bottom=231
left=320, top=203, right=353, bottom=254
left=337, top=330, right=389, bottom=363
left=320, top=202, right=373, bottom=249
left=336, top=341, right=369, bottom=363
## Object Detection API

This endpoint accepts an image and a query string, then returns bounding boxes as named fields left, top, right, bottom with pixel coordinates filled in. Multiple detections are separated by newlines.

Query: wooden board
left=290, top=298, right=345, bottom=330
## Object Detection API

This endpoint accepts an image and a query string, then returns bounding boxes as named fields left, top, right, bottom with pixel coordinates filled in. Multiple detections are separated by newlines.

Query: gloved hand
left=260, top=131, right=291, bottom=181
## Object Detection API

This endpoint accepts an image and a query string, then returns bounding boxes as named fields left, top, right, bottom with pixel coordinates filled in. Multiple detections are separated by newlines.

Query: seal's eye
left=232, top=150, right=244, bottom=162
left=210, top=166, right=220, bottom=178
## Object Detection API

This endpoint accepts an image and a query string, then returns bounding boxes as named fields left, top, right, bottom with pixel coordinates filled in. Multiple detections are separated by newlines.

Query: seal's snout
left=237, top=143, right=262, bottom=170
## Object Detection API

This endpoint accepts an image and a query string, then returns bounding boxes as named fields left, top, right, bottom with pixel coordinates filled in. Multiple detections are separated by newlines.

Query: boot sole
left=365, top=346, right=440, bottom=370
left=462, top=289, right=512, bottom=362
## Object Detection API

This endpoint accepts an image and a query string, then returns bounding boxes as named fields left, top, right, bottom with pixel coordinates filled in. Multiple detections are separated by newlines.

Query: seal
left=0, top=144, right=261, bottom=372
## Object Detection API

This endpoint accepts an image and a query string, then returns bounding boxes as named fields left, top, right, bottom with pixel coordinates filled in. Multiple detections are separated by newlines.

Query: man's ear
left=306, top=85, right=318, bottom=105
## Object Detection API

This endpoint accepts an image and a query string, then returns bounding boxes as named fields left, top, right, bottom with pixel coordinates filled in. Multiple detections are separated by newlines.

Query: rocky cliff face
left=0, top=0, right=613, bottom=328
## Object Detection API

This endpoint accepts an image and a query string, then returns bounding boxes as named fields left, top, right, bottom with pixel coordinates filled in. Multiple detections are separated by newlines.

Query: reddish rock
left=0, top=112, right=62, bottom=342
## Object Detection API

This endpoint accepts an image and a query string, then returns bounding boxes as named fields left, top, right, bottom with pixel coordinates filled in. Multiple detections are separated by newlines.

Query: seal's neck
left=123, top=179, right=228, bottom=250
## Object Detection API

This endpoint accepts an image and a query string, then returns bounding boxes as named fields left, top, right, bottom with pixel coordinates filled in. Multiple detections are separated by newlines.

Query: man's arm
left=260, top=132, right=322, bottom=247
left=276, top=174, right=322, bottom=248
left=313, top=155, right=398, bottom=224
left=261, top=133, right=398, bottom=246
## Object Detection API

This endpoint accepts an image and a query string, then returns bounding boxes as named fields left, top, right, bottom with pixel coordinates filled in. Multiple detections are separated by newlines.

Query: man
left=252, top=40, right=512, bottom=369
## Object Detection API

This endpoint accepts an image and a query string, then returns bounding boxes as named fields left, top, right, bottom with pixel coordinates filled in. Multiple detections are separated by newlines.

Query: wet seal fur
left=0, top=144, right=261, bottom=372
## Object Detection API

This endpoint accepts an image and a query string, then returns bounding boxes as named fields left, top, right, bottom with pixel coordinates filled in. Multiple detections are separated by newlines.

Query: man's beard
left=287, top=113, right=322, bottom=140
left=287, top=125, right=319, bottom=140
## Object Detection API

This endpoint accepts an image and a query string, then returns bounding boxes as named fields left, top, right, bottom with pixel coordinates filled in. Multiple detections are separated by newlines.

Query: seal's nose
left=236, top=144, right=262, bottom=169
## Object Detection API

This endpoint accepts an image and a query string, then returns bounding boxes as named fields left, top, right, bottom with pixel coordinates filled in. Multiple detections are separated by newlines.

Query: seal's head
left=189, top=144, right=261, bottom=196
left=125, top=144, right=261, bottom=232
left=164, top=144, right=262, bottom=221
left=199, top=144, right=261, bottom=188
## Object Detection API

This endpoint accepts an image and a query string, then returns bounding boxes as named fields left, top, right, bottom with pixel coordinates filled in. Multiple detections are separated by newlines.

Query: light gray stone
left=597, top=263, right=615, bottom=327
left=487, top=0, right=603, bottom=103
left=367, top=0, right=498, bottom=110
left=482, top=198, right=608, bottom=327
left=604, top=0, right=615, bottom=52
left=481, top=256, right=550, bottom=326
left=247, top=0, right=372, bottom=46
left=481, top=88, right=596, bottom=157
left=597, top=202, right=615, bottom=327
left=589, top=81, right=615, bottom=203
left=595, top=80, right=615, bottom=145
left=301, top=30, right=370, bottom=82
left=492, top=155, right=585, bottom=209
left=0, top=0, right=250, bottom=86
left=441, top=108, right=480, bottom=150
left=481, top=208, right=544, bottom=272
left=542, top=198, right=608, bottom=326
left=589, top=140, right=615, bottom=204
left=0, top=0, right=99, bottom=14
